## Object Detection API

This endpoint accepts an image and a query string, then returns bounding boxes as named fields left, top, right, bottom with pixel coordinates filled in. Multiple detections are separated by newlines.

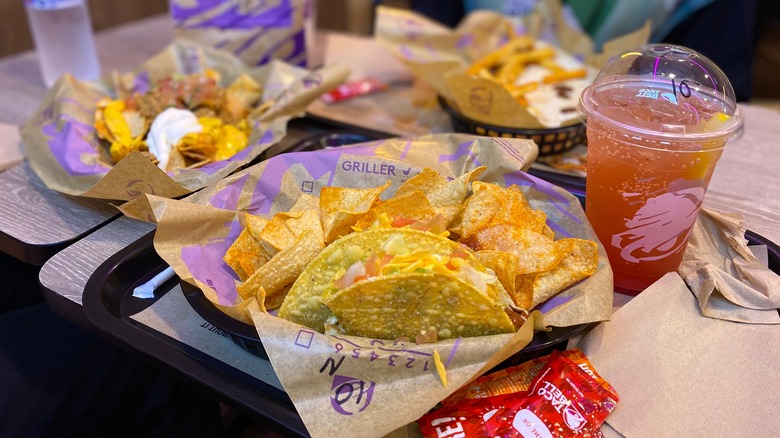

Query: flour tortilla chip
left=323, top=272, right=515, bottom=340
left=236, top=230, right=324, bottom=301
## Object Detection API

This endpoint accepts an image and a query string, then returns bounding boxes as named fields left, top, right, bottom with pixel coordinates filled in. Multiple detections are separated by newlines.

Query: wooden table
left=3, top=13, right=779, bottom=438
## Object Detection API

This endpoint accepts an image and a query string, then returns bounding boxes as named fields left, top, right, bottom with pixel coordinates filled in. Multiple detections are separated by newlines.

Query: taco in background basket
left=278, top=227, right=521, bottom=341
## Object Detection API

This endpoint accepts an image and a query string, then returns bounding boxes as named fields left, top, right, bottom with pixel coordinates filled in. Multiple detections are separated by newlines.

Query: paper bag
left=171, top=0, right=316, bottom=67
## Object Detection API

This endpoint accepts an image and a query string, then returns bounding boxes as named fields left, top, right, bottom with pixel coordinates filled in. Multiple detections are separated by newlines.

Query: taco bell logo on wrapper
left=537, top=381, right=586, bottom=431
left=329, top=375, right=376, bottom=415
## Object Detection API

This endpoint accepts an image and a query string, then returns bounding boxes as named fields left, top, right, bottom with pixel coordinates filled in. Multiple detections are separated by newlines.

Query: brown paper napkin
left=678, top=209, right=780, bottom=324
left=576, top=272, right=780, bottom=437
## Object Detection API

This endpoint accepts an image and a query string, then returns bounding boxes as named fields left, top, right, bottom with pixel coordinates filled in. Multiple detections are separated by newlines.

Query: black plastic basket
left=438, top=96, right=586, bottom=156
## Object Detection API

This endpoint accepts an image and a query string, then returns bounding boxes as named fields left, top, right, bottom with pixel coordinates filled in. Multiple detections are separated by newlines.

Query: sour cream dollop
left=146, top=107, right=202, bottom=171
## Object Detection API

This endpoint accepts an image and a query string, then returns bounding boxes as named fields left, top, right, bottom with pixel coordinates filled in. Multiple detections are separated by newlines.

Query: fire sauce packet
left=320, top=78, right=389, bottom=104
left=419, top=349, right=618, bottom=437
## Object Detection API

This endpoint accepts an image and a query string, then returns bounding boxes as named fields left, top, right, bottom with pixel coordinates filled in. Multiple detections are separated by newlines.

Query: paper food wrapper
left=20, top=39, right=349, bottom=211
left=147, top=134, right=613, bottom=437
left=171, top=0, right=315, bottom=68
left=374, top=0, right=650, bottom=129
left=678, top=209, right=780, bottom=324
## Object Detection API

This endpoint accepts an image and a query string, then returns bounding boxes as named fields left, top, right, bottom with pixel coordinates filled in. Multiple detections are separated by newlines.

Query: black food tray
left=82, top=231, right=309, bottom=437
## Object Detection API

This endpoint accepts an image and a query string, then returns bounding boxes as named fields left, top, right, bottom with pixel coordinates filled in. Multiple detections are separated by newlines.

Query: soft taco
left=278, top=227, right=521, bottom=341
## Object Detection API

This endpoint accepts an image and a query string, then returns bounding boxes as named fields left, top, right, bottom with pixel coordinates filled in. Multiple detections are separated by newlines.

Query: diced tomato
left=424, top=214, right=447, bottom=234
left=380, top=253, right=394, bottom=266
left=450, top=250, right=469, bottom=259
left=364, top=254, right=380, bottom=277
left=333, top=261, right=366, bottom=289
left=391, top=217, right=417, bottom=228
left=445, top=251, right=469, bottom=270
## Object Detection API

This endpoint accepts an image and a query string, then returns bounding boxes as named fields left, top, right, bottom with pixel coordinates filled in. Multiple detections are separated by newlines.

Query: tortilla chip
left=353, top=191, right=436, bottom=230
left=320, top=181, right=391, bottom=243
left=166, top=148, right=187, bottom=172
left=433, top=350, right=448, bottom=387
left=475, top=250, right=523, bottom=306
left=427, top=166, right=485, bottom=208
left=237, top=230, right=324, bottom=301
left=452, top=182, right=504, bottom=238
left=285, top=209, right=324, bottom=243
left=290, top=192, right=320, bottom=212
left=463, top=224, right=563, bottom=274
left=224, top=228, right=267, bottom=281
left=531, top=238, right=599, bottom=307
left=455, top=181, right=550, bottom=238
left=264, top=283, right=291, bottom=311
left=244, top=213, right=269, bottom=237
left=323, top=272, right=515, bottom=340
left=258, top=214, right=298, bottom=252
left=395, top=168, right=448, bottom=199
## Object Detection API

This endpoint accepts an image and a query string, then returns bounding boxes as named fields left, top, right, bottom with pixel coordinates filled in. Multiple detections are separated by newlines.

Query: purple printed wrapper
left=20, top=39, right=349, bottom=210
left=171, top=0, right=316, bottom=68
left=147, top=133, right=613, bottom=438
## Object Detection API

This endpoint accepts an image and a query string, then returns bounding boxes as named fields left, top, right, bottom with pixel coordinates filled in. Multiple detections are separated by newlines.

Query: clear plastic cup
left=578, top=44, right=743, bottom=295
left=25, top=0, right=101, bottom=87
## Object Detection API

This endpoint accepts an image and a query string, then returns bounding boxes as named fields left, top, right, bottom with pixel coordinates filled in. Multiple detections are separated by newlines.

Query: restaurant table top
left=2, top=12, right=779, bottom=438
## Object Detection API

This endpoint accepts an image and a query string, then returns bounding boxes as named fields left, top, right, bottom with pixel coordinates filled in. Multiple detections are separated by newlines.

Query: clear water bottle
left=24, top=0, right=101, bottom=87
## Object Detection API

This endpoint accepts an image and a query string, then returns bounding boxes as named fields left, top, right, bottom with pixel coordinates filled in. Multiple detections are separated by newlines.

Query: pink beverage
left=25, top=0, right=101, bottom=87
left=579, top=45, right=742, bottom=294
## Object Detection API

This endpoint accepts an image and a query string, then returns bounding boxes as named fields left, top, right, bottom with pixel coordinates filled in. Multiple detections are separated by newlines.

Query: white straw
left=132, top=266, right=176, bottom=299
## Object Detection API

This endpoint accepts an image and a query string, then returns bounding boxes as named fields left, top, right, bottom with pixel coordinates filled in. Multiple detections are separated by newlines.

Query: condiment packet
left=419, top=349, right=619, bottom=437
left=320, top=78, right=389, bottom=104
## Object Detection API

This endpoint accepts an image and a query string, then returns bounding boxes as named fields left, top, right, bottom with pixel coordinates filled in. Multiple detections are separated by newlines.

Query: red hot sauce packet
left=419, top=350, right=619, bottom=437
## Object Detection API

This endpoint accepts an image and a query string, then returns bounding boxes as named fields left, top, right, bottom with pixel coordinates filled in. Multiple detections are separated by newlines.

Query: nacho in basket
left=147, top=134, right=613, bottom=437
left=21, top=39, right=348, bottom=212
left=374, top=0, right=649, bottom=155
